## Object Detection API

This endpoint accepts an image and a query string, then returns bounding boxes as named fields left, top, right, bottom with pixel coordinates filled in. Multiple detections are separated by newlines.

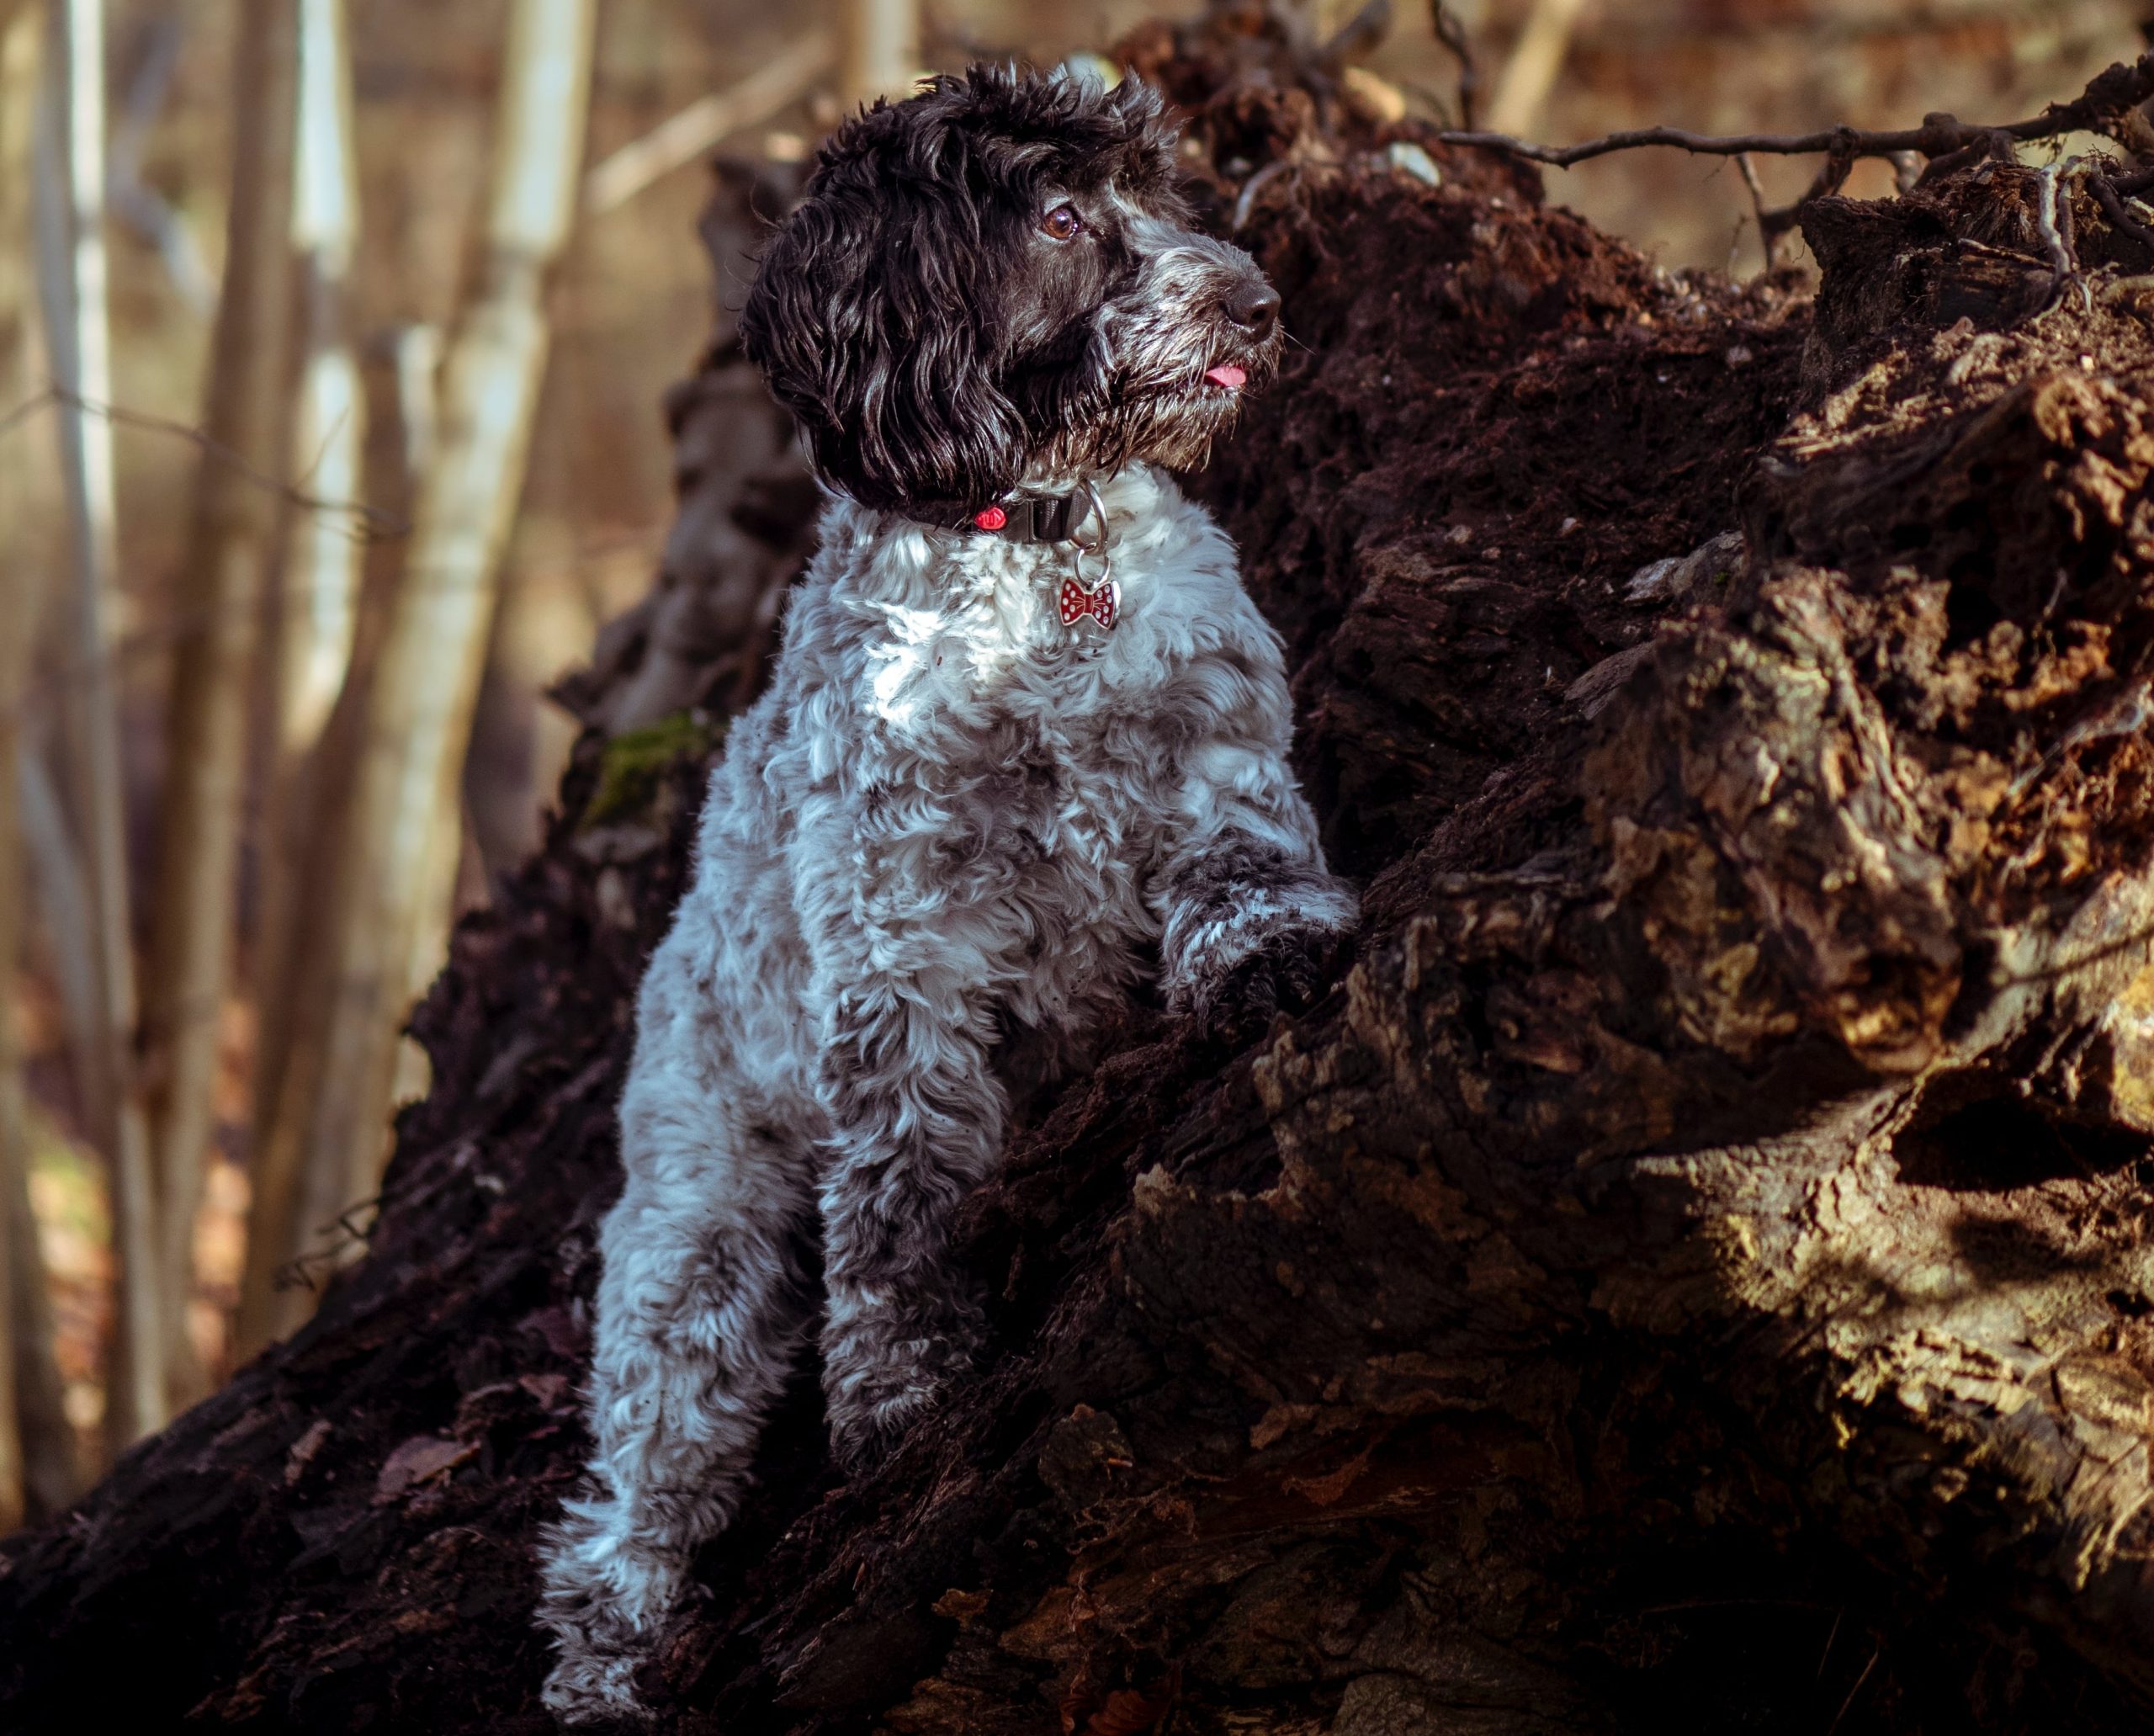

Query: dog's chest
left=954, top=709, right=1164, bottom=1028
left=931, top=658, right=1166, bottom=900
left=870, top=598, right=1180, bottom=996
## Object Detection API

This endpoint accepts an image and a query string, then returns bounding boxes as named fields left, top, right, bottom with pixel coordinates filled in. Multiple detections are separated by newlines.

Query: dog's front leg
left=808, top=948, right=1006, bottom=1474
left=1155, top=730, right=1359, bottom=1033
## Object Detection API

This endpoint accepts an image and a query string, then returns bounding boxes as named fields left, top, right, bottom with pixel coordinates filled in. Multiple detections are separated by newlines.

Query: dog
left=536, top=63, right=1357, bottom=1723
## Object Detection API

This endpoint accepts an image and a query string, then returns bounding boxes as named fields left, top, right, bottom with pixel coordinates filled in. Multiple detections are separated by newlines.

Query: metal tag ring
left=1069, top=480, right=1108, bottom=555
left=1073, top=544, right=1113, bottom=590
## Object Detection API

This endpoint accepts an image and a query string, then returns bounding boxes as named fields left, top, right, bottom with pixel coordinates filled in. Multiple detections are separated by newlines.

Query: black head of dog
left=739, top=64, right=1282, bottom=521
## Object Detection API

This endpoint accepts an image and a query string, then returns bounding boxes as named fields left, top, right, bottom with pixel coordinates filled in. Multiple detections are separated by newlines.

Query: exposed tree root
left=9, top=28, right=2154, bottom=1736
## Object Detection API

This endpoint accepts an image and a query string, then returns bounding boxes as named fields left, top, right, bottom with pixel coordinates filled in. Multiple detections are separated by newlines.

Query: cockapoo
left=538, top=62, right=1356, bottom=1723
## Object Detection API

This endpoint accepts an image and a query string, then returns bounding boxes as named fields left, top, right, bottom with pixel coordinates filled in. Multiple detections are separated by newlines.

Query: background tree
left=37, top=0, right=162, bottom=1449
left=0, top=0, right=76, bottom=1530
left=238, top=0, right=599, bottom=1356
left=139, top=0, right=299, bottom=1410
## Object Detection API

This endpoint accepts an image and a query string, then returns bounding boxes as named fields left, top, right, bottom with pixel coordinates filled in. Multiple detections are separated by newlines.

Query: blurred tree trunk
left=236, top=0, right=597, bottom=1358
left=0, top=0, right=76, bottom=1531
left=37, top=0, right=162, bottom=1452
left=277, top=0, right=366, bottom=757
left=1483, top=0, right=1588, bottom=136
left=139, top=0, right=300, bottom=1410
left=0, top=0, right=34, bottom=1536
left=840, top=0, right=918, bottom=106
left=237, top=318, right=437, bottom=1364
left=249, top=0, right=365, bottom=1211
left=581, top=29, right=835, bottom=215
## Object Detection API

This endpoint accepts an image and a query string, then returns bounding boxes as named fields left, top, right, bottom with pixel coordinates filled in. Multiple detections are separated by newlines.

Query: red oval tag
left=974, top=505, right=1007, bottom=531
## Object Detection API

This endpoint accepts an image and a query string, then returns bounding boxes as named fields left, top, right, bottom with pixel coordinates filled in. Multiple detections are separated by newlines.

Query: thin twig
left=2035, top=161, right=2089, bottom=310
left=0, top=382, right=403, bottom=537
left=1437, top=119, right=1924, bottom=169
left=1825, top=1645, right=1882, bottom=1735
left=1432, top=56, right=2154, bottom=169
left=1734, top=150, right=1769, bottom=213
left=2090, top=171, right=2154, bottom=254
left=1428, top=2, right=1478, bottom=130
left=1233, top=159, right=1296, bottom=231
left=1815, top=1607, right=1844, bottom=1682
left=1734, top=151, right=1779, bottom=266
left=2008, top=677, right=2152, bottom=799
left=582, top=29, right=833, bottom=214
left=1731, top=146, right=1855, bottom=263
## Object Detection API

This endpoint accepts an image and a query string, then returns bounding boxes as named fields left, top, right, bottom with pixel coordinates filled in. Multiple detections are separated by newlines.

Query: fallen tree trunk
left=10, top=26, right=2154, bottom=1734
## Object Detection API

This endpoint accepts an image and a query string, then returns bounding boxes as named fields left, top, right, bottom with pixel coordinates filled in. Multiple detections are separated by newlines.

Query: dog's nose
left=1226, top=280, right=1280, bottom=333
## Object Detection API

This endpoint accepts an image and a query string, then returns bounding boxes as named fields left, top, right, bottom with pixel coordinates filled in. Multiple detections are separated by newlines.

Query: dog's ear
left=740, top=131, right=1028, bottom=518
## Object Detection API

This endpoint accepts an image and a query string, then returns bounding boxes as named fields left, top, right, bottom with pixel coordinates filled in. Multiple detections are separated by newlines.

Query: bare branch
left=1428, top=2, right=1478, bottom=130
left=2035, top=161, right=2091, bottom=311
left=1484, top=0, right=1588, bottom=138
left=2091, top=171, right=2154, bottom=255
left=1430, top=55, right=2154, bottom=170
left=1317, top=0, right=1391, bottom=75
left=582, top=29, right=833, bottom=215
left=0, top=383, right=402, bottom=537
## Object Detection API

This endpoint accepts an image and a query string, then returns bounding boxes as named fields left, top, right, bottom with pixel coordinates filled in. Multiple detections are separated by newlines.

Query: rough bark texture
left=12, top=24, right=2154, bottom=1735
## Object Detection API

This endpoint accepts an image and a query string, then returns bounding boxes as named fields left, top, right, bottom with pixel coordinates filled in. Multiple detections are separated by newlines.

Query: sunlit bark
left=278, top=0, right=366, bottom=761
left=36, top=0, right=162, bottom=1451
left=139, top=0, right=300, bottom=1410
left=839, top=0, right=918, bottom=107
left=0, top=0, right=49, bottom=1530
left=1483, top=0, right=1589, bottom=137
left=239, top=0, right=368, bottom=1378
left=237, top=0, right=597, bottom=1356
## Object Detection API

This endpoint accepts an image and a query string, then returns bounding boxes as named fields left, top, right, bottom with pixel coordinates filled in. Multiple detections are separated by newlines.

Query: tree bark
left=11, top=29, right=2154, bottom=1736
left=839, top=0, right=917, bottom=108
left=140, top=0, right=300, bottom=1409
left=35, top=0, right=163, bottom=1451
left=0, top=0, right=50, bottom=1531
left=1483, top=0, right=1588, bottom=138
left=235, top=0, right=597, bottom=1357
left=276, top=0, right=366, bottom=760
left=245, top=0, right=364, bottom=1271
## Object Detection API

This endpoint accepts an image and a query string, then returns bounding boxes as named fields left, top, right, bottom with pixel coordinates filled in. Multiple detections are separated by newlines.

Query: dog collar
left=939, top=481, right=1121, bottom=637
left=968, top=494, right=1080, bottom=541
left=951, top=480, right=1107, bottom=549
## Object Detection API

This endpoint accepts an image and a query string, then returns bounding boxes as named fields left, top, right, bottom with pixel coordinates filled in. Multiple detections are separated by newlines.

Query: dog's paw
left=830, top=1386, right=936, bottom=1479
left=535, top=1499, right=680, bottom=1728
left=1164, top=863, right=1358, bottom=1040
left=1191, top=922, right=1346, bottom=1043
left=540, top=1630, right=657, bottom=1729
left=822, top=1309, right=978, bottom=1479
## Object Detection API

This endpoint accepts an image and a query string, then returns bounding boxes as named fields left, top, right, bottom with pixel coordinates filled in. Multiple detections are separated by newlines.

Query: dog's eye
left=1039, top=203, right=1082, bottom=241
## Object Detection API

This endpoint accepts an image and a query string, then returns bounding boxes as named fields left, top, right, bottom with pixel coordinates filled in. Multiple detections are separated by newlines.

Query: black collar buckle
left=967, top=481, right=1106, bottom=549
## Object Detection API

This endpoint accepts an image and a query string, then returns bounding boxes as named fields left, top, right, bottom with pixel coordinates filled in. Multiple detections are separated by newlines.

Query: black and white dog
left=537, top=63, right=1356, bottom=1723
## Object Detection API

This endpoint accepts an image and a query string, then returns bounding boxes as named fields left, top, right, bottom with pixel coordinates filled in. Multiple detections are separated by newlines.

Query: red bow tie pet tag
left=1058, top=572, right=1120, bottom=630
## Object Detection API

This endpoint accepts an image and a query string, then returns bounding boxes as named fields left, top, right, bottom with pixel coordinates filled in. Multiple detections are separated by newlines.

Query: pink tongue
left=1205, top=364, right=1246, bottom=390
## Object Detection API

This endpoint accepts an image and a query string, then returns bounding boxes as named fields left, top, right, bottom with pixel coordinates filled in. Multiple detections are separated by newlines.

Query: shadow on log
left=10, top=23, right=2154, bottom=1735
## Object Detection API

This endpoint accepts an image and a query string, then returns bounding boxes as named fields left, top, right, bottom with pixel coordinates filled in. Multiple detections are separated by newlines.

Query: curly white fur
left=536, top=462, right=1353, bottom=1720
